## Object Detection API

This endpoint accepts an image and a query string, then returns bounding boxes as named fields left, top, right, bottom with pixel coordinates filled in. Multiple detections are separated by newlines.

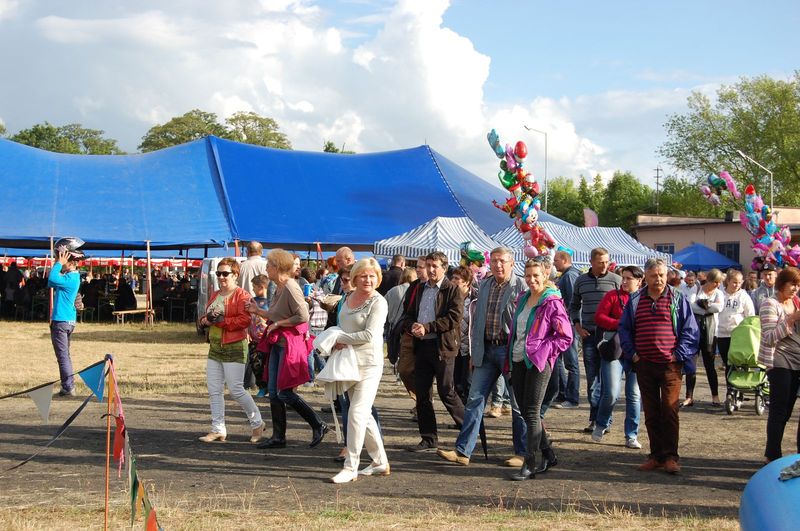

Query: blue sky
left=0, top=0, right=796, bottom=187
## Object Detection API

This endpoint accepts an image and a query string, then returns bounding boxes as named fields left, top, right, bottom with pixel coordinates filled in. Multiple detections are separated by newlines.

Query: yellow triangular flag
left=28, top=386, right=53, bottom=425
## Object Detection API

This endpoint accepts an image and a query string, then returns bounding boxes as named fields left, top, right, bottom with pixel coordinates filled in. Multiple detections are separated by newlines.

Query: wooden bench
left=112, top=309, right=154, bottom=325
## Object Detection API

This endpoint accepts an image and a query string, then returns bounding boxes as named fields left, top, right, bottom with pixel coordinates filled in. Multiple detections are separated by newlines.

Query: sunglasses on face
left=216, top=271, right=233, bottom=278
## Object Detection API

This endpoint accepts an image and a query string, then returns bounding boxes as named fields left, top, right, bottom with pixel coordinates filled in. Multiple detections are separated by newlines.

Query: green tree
left=659, top=73, right=800, bottom=205
left=225, top=111, right=291, bottom=149
left=577, top=174, right=604, bottom=211
left=544, top=176, right=584, bottom=226
left=598, top=171, right=653, bottom=232
left=10, top=122, right=123, bottom=154
left=139, top=109, right=229, bottom=152
left=0, top=122, right=6, bottom=137
left=322, top=140, right=355, bottom=154
left=656, top=175, right=720, bottom=218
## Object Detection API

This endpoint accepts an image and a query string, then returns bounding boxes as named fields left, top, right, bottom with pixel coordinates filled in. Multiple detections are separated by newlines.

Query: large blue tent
left=672, top=243, right=741, bottom=271
left=0, top=136, right=571, bottom=250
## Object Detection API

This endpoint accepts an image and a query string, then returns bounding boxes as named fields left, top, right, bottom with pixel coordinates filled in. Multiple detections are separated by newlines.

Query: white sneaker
left=359, top=462, right=391, bottom=476
left=558, top=401, right=579, bottom=409
left=329, top=469, right=358, bottom=484
left=626, top=437, right=642, bottom=449
left=591, top=425, right=605, bottom=442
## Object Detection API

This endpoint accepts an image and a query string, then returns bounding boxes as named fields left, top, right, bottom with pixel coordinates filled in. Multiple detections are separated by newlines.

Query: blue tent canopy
left=673, top=243, right=741, bottom=271
left=211, top=137, right=570, bottom=249
left=0, top=136, right=572, bottom=250
left=0, top=138, right=234, bottom=250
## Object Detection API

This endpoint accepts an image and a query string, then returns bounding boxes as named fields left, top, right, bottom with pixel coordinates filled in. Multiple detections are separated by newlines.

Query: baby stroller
left=725, top=316, right=769, bottom=415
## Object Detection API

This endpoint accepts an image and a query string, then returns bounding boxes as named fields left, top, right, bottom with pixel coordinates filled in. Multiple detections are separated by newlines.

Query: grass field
left=0, top=322, right=745, bottom=530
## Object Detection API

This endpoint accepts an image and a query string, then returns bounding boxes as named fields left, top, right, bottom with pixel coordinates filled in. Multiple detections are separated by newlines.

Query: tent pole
left=48, top=236, right=55, bottom=321
left=234, top=239, right=240, bottom=257
left=145, top=241, right=154, bottom=327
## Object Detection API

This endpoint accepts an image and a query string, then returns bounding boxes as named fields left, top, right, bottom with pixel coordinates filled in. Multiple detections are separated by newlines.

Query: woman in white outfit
left=330, top=257, right=390, bottom=484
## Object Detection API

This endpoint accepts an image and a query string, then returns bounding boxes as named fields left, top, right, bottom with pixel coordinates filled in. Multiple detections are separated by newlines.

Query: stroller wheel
left=755, top=394, right=766, bottom=416
left=725, top=397, right=735, bottom=415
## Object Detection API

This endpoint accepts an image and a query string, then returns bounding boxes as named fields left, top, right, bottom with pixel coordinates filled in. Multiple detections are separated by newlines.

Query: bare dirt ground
left=0, top=322, right=793, bottom=529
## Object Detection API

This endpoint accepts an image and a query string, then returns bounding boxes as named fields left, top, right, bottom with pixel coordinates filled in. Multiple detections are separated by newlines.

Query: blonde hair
left=524, top=260, right=557, bottom=290
left=350, top=257, right=383, bottom=287
left=266, top=249, right=294, bottom=275
left=706, top=268, right=725, bottom=284
left=723, top=269, right=743, bottom=289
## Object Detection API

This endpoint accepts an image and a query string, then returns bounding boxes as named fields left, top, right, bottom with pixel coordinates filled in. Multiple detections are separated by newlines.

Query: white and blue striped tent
left=374, top=216, right=504, bottom=265
left=493, top=222, right=671, bottom=270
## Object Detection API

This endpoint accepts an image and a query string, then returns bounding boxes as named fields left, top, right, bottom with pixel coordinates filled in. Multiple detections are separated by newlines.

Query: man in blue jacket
left=618, top=258, right=698, bottom=474
left=48, top=245, right=83, bottom=397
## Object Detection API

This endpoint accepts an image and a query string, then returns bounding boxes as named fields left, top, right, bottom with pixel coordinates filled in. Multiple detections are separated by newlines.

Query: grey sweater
left=569, top=271, right=622, bottom=332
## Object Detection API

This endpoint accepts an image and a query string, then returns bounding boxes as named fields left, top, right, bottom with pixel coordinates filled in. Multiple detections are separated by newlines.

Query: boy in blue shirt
left=48, top=246, right=82, bottom=396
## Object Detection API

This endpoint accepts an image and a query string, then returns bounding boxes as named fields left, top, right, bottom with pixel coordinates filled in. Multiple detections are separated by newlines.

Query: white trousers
left=206, top=358, right=263, bottom=434
left=344, top=364, right=388, bottom=472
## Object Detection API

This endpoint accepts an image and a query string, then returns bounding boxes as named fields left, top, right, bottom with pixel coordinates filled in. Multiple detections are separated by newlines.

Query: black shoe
left=510, top=456, right=535, bottom=481
left=321, top=406, right=333, bottom=413
left=56, top=388, right=76, bottom=397
left=310, top=423, right=329, bottom=448
left=257, top=437, right=286, bottom=449
left=583, top=421, right=596, bottom=433
left=534, top=450, right=558, bottom=474
left=333, top=454, right=346, bottom=463
left=406, top=440, right=437, bottom=452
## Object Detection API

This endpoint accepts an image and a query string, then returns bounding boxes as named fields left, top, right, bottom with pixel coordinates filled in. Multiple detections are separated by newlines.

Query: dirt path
left=0, top=366, right=786, bottom=520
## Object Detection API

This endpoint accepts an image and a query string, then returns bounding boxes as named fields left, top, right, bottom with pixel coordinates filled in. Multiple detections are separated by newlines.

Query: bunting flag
left=583, top=208, right=599, bottom=228
left=112, top=416, right=126, bottom=476
left=4, top=392, right=94, bottom=471
left=0, top=359, right=105, bottom=401
left=78, top=362, right=106, bottom=402
left=27, top=385, right=53, bottom=425
left=107, top=362, right=126, bottom=476
left=129, top=457, right=139, bottom=526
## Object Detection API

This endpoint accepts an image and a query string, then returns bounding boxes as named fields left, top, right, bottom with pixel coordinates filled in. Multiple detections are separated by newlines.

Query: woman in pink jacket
left=198, top=258, right=265, bottom=443
left=507, top=260, right=573, bottom=480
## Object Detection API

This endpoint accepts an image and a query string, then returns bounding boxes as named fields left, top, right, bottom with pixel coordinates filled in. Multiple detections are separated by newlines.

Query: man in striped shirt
left=618, top=258, right=698, bottom=474
left=568, top=248, right=621, bottom=433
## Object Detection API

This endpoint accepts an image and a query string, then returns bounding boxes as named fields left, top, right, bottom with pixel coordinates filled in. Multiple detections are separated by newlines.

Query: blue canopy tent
left=0, top=136, right=572, bottom=252
left=0, top=138, right=234, bottom=250
left=672, top=243, right=741, bottom=271
left=211, top=137, right=571, bottom=250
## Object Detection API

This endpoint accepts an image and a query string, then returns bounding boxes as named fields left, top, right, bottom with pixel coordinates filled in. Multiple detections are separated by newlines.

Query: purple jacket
left=507, top=287, right=574, bottom=372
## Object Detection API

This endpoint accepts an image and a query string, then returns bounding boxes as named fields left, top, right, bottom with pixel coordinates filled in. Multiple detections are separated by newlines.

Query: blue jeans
left=455, top=343, right=526, bottom=458
left=560, top=329, right=581, bottom=404
left=490, top=375, right=510, bottom=407
left=582, top=334, right=602, bottom=421
left=267, top=344, right=303, bottom=406
left=595, top=358, right=640, bottom=439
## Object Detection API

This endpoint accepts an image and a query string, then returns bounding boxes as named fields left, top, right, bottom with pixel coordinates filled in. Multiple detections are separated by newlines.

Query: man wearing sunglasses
left=618, top=258, right=698, bottom=475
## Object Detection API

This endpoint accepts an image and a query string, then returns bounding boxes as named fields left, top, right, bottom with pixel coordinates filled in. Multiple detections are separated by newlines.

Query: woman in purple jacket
left=507, top=260, right=573, bottom=480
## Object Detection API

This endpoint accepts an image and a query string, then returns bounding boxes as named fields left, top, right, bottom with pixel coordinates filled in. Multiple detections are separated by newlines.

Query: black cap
left=761, top=262, right=778, bottom=272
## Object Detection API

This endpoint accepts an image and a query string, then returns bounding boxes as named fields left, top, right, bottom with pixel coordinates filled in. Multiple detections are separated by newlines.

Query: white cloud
left=0, top=0, right=20, bottom=21
left=1, top=0, right=722, bottom=193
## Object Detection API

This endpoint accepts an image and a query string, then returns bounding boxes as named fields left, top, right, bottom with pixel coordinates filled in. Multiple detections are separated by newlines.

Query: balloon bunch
left=700, top=171, right=740, bottom=207
left=487, top=129, right=555, bottom=258
left=700, top=173, right=799, bottom=269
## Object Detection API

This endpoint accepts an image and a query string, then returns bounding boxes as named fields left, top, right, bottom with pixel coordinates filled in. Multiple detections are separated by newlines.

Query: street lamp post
left=736, top=149, right=774, bottom=208
left=523, top=125, right=548, bottom=212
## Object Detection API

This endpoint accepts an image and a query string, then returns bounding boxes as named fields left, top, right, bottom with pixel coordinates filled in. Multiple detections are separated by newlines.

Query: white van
left=197, top=256, right=246, bottom=332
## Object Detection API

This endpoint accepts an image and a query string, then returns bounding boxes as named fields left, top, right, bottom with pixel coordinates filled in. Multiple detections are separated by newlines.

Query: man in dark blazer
left=403, top=251, right=465, bottom=452
left=378, top=254, right=405, bottom=296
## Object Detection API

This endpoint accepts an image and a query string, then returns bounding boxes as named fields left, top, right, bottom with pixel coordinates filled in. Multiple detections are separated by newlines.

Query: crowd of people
left=37, top=237, right=800, bottom=482
left=188, top=241, right=800, bottom=483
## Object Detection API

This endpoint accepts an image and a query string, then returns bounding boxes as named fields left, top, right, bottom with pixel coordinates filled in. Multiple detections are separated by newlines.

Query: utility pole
left=654, top=165, right=662, bottom=214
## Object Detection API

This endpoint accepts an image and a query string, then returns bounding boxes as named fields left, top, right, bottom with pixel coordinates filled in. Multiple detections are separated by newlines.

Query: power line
left=654, top=165, right=662, bottom=214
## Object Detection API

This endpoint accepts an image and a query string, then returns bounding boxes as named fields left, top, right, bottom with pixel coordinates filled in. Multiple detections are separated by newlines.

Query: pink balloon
left=524, top=245, right=538, bottom=258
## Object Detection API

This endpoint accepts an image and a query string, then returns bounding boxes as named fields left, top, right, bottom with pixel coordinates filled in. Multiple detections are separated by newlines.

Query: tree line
left=2, top=72, right=798, bottom=231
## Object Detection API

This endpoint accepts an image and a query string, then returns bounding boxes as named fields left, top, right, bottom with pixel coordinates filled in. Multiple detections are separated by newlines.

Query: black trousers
left=414, top=339, right=465, bottom=445
left=765, top=367, right=800, bottom=461
left=511, top=360, right=552, bottom=459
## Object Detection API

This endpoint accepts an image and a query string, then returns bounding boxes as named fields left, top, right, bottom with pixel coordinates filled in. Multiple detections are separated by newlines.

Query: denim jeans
left=267, top=343, right=303, bottom=406
left=455, top=343, right=526, bottom=458
left=582, top=333, right=602, bottom=421
left=206, top=358, right=263, bottom=434
left=560, top=329, right=581, bottom=404
left=490, top=375, right=510, bottom=408
left=50, top=321, right=75, bottom=392
left=595, top=358, right=640, bottom=439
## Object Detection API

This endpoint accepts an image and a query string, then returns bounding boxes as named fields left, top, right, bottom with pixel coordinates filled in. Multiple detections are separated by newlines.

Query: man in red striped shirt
left=618, top=258, right=699, bottom=474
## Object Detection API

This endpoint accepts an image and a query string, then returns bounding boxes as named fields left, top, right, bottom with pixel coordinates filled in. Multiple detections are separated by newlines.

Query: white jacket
left=717, top=289, right=756, bottom=338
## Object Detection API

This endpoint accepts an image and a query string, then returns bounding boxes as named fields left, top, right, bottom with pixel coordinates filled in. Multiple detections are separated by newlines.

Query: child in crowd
left=717, top=270, right=756, bottom=381
left=248, top=274, right=270, bottom=397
